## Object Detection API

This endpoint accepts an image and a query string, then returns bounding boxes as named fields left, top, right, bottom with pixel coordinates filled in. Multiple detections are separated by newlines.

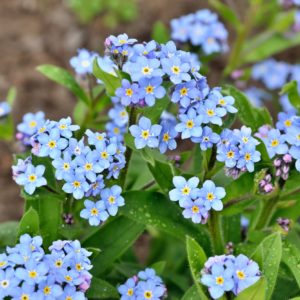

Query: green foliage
left=86, top=277, right=119, bottom=299
left=18, top=207, right=40, bottom=237
left=37, top=64, right=90, bottom=105
left=235, top=277, right=266, bottom=300
left=0, top=222, right=19, bottom=247
left=280, top=80, right=300, bottom=112
left=151, top=21, right=170, bottom=44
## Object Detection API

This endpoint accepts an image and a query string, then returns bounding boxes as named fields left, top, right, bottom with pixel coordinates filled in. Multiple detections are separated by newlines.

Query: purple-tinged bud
left=283, top=153, right=292, bottom=163
left=104, top=37, right=111, bottom=48
left=265, top=174, right=272, bottom=182
left=16, top=132, right=24, bottom=140
left=264, top=183, right=274, bottom=193
left=255, top=125, right=272, bottom=139
left=259, top=179, right=266, bottom=187
left=273, top=158, right=282, bottom=167
left=275, top=169, right=282, bottom=177
left=231, top=70, right=244, bottom=80
left=277, top=217, right=291, bottom=233
left=282, top=173, right=289, bottom=181
left=63, top=213, right=74, bottom=225
left=225, top=242, right=234, bottom=255
left=282, top=165, right=290, bottom=174
left=79, top=273, right=92, bottom=292
left=138, top=99, right=147, bottom=107
left=133, top=275, right=139, bottom=284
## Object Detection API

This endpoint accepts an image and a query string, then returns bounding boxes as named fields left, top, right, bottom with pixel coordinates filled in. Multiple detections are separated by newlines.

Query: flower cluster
left=169, top=176, right=226, bottom=224
left=118, top=268, right=167, bottom=300
left=0, top=101, right=11, bottom=119
left=12, top=158, right=47, bottom=195
left=16, top=111, right=46, bottom=147
left=170, top=9, right=228, bottom=55
left=256, top=111, right=300, bottom=173
left=201, top=254, right=261, bottom=299
left=70, top=48, right=98, bottom=76
left=0, top=234, right=92, bottom=299
left=217, top=126, right=261, bottom=176
left=15, top=113, right=126, bottom=226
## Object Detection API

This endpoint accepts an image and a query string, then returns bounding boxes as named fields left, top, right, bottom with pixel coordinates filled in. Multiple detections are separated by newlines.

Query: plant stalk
left=208, top=211, right=225, bottom=254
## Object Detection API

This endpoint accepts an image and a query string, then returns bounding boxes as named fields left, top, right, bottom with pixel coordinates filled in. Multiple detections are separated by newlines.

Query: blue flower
left=67, top=137, right=89, bottom=156
left=161, top=56, right=191, bottom=84
left=37, top=128, right=68, bottom=159
left=0, top=101, right=11, bottom=118
left=108, top=34, right=137, bottom=47
left=118, top=278, right=136, bottom=300
left=101, top=185, right=125, bottom=216
left=95, top=140, right=117, bottom=169
left=108, top=106, right=129, bottom=127
left=56, top=117, right=80, bottom=138
left=159, top=41, right=178, bottom=59
left=201, top=263, right=234, bottom=299
left=276, top=111, right=296, bottom=132
left=17, top=111, right=45, bottom=136
left=70, top=49, right=97, bottom=75
left=138, top=268, right=162, bottom=284
left=97, top=56, right=117, bottom=78
left=85, top=130, right=107, bottom=147
left=15, top=164, right=47, bottom=195
left=129, top=116, right=162, bottom=149
left=181, top=198, right=209, bottom=224
left=106, top=121, right=126, bottom=141
left=199, top=180, right=226, bottom=211
left=52, top=152, right=76, bottom=180
left=175, top=108, right=203, bottom=139
left=115, top=79, right=142, bottom=106
left=234, top=126, right=259, bottom=146
left=158, top=120, right=177, bottom=153
left=262, top=129, right=289, bottom=158
left=136, top=279, right=165, bottom=300
left=124, top=56, right=163, bottom=81
left=169, top=176, right=200, bottom=206
left=0, top=268, right=20, bottom=298
left=58, top=285, right=85, bottom=300
left=237, top=144, right=261, bottom=172
left=133, top=40, right=157, bottom=59
left=191, top=126, right=220, bottom=150
left=285, top=125, right=300, bottom=146
left=210, top=89, right=237, bottom=114
left=36, top=276, right=63, bottom=299
left=85, top=175, right=105, bottom=197
left=289, top=145, right=300, bottom=171
left=11, top=282, right=36, bottom=300
left=139, top=77, right=166, bottom=107
left=80, top=200, right=109, bottom=226
left=171, top=80, right=200, bottom=108
left=198, top=100, right=226, bottom=126
left=62, top=171, right=90, bottom=200
left=232, top=254, right=260, bottom=295
left=217, top=144, right=240, bottom=168
left=107, top=161, right=126, bottom=179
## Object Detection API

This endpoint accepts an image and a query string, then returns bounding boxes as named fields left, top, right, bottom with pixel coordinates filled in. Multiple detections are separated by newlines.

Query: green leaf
left=235, top=277, right=266, bottom=300
left=151, top=21, right=170, bottom=43
left=181, top=285, right=201, bottom=300
left=150, top=261, right=166, bottom=275
left=83, top=216, right=145, bottom=275
left=186, top=236, right=209, bottom=300
left=208, top=0, right=240, bottom=29
left=242, top=32, right=300, bottom=64
left=18, top=207, right=40, bottom=237
left=0, top=115, right=14, bottom=141
left=222, top=85, right=272, bottom=131
left=121, top=191, right=211, bottom=254
left=93, top=59, right=121, bottom=96
left=142, top=96, right=170, bottom=123
left=38, top=194, right=63, bottom=248
left=0, top=221, right=19, bottom=247
left=37, top=64, right=90, bottom=105
left=280, top=80, right=300, bottom=111
left=86, top=277, right=119, bottom=299
left=6, top=87, right=17, bottom=106
left=282, top=240, right=300, bottom=289
left=252, top=233, right=282, bottom=299
left=280, top=170, right=300, bottom=200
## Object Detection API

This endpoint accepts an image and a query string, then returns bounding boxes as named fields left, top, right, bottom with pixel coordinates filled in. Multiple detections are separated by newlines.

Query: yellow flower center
left=29, top=120, right=37, bottom=128
left=101, top=151, right=108, bottom=159
left=55, top=260, right=63, bottom=268
left=113, top=127, right=120, bottom=134
left=1, top=280, right=9, bottom=288
left=63, top=163, right=70, bottom=170
left=28, top=270, right=37, bottom=278
left=284, top=119, right=292, bottom=127
left=207, top=37, right=215, bottom=44
left=73, top=181, right=81, bottom=188
left=119, top=39, right=126, bottom=45
left=97, top=135, right=104, bottom=141
left=192, top=206, right=199, bottom=213
left=90, top=208, right=98, bottom=216
left=145, top=85, right=154, bottom=94
left=28, top=174, right=37, bottom=182
left=113, top=49, right=119, bottom=54
left=207, top=192, right=215, bottom=201
left=216, top=276, right=224, bottom=285
left=236, top=270, right=246, bottom=280
left=65, top=275, right=72, bottom=282
left=219, top=98, right=225, bottom=105
left=181, top=186, right=190, bottom=195
left=48, top=140, right=57, bottom=149
left=142, top=66, right=152, bottom=75
left=59, top=124, right=67, bottom=130
left=163, top=133, right=170, bottom=142
left=85, top=163, right=93, bottom=171
left=120, top=111, right=127, bottom=117
left=242, top=137, right=249, bottom=143
left=108, top=196, right=116, bottom=204
left=141, top=130, right=150, bottom=139
left=0, top=261, right=7, bottom=267
left=186, top=120, right=194, bottom=129
left=144, top=291, right=153, bottom=299
left=125, top=88, right=133, bottom=97
left=44, top=286, right=51, bottom=295
left=127, top=288, right=134, bottom=296
left=207, top=109, right=215, bottom=116
left=122, top=50, right=128, bottom=56
left=21, top=295, right=30, bottom=300
left=203, top=136, right=209, bottom=142
left=76, top=263, right=82, bottom=271
left=180, top=87, right=188, bottom=96
left=244, top=153, right=251, bottom=161
left=271, top=139, right=279, bottom=147
left=227, top=150, right=234, bottom=158
left=39, top=127, right=46, bottom=133
left=171, top=66, right=180, bottom=74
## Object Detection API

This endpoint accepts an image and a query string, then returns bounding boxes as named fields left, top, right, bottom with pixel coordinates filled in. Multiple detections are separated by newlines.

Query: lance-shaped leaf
left=86, top=277, right=119, bottom=299
left=18, top=207, right=40, bottom=237
left=235, top=277, right=266, bottom=300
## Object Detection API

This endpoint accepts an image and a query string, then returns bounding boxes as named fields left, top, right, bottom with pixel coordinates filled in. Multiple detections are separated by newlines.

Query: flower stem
left=208, top=211, right=225, bottom=254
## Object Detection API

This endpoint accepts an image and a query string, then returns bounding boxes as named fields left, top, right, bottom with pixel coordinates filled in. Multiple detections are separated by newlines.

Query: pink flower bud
left=283, top=153, right=292, bottom=163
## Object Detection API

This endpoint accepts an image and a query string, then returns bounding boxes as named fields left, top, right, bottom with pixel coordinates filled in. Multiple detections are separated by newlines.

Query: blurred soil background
left=0, top=0, right=299, bottom=222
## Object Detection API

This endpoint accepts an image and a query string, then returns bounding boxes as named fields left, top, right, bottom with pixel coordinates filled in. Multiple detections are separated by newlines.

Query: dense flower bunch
left=201, top=254, right=261, bottom=299
left=0, top=101, right=11, bottom=119
left=118, top=268, right=167, bottom=300
left=0, top=234, right=92, bottom=299
left=13, top=114, right=126, bottom=226
left=256, top=111, right=300, bottom=173
left=169, top=176, right=226, bottom=224
left=170, top=9, right=228, bottom=55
